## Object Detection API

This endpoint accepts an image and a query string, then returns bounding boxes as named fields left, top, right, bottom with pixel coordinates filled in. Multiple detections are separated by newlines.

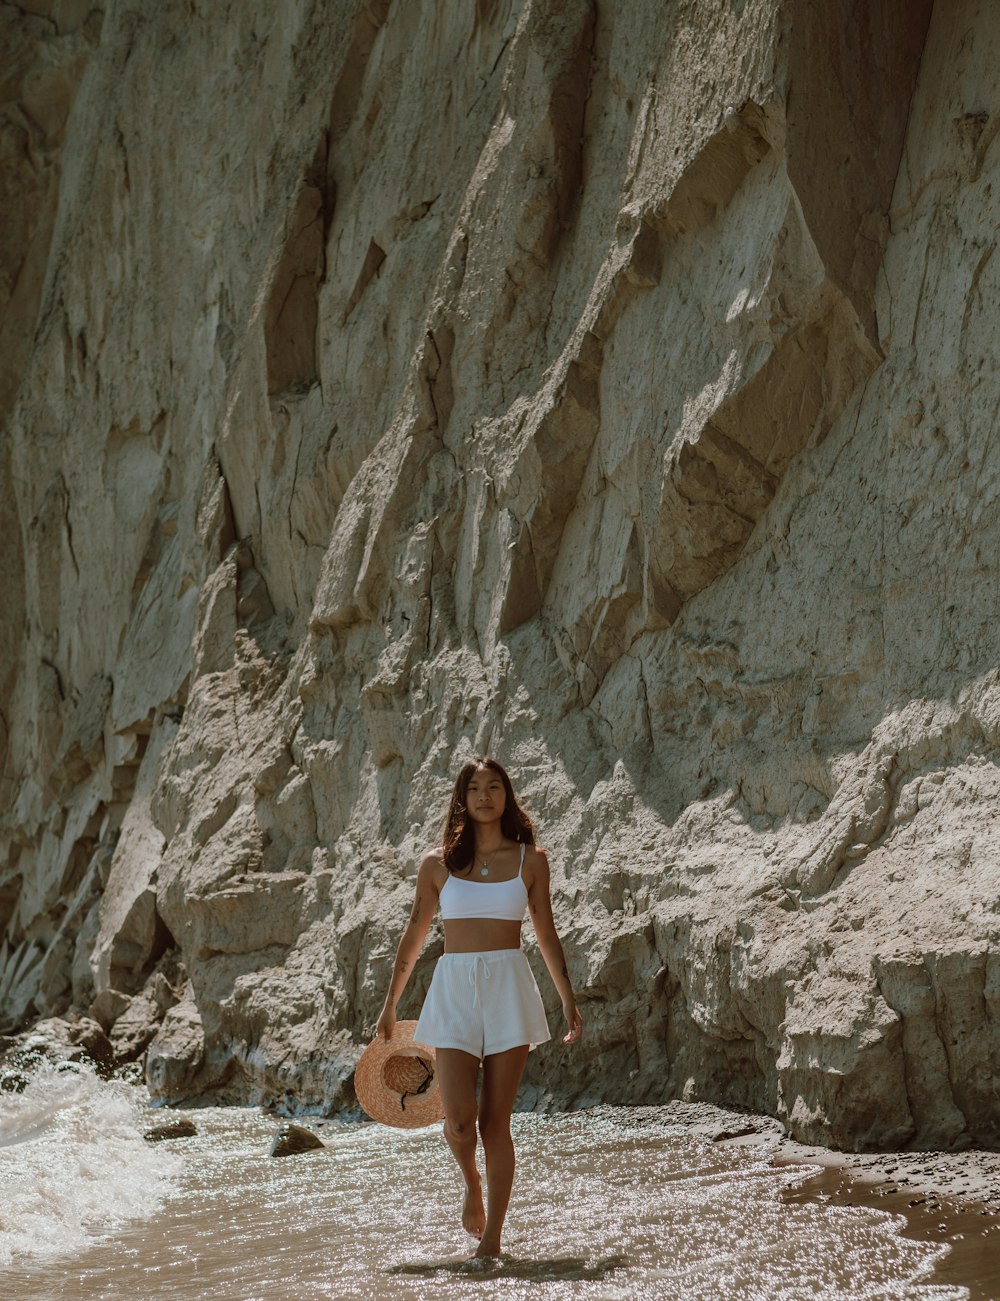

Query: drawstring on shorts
left=469, top=954, right=492, bottom=1009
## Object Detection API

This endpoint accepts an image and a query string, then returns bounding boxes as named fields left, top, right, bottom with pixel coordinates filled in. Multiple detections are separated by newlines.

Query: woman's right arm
left=375, top=851, right=441, bottom=1040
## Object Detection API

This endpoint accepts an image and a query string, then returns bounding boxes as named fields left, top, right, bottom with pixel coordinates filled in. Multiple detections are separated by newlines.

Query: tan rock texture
left=3, top=0, right=1000, bottom=1151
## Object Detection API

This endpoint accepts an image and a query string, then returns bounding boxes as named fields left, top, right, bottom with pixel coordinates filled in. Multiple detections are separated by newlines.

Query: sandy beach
left=642, top=1099, right=1000, bottom=1299
left=4, top=1069, right=988, bottom=1298
left=779, top=1141, right=1000, bottom=1300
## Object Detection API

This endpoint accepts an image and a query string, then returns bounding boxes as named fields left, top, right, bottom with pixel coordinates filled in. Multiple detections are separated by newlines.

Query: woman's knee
left=444, top=1110, right=478, bottom=1142
left=478, top=1111, right=512, bottom=1148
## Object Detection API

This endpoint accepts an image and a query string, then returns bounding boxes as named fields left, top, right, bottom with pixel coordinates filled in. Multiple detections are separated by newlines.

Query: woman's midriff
left=443, top=918, right=522, bottom=953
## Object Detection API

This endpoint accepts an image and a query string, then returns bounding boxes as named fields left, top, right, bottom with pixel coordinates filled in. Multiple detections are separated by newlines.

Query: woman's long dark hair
left=442, top=757, right=535, bottom=875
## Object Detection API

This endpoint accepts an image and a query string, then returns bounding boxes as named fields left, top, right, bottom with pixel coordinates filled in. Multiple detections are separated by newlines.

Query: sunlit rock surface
left=3, top=0, right=1000, bottom=1150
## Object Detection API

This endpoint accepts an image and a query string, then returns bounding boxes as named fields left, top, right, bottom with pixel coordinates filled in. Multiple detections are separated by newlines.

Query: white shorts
left=414, top=949, right=551, bottom=1060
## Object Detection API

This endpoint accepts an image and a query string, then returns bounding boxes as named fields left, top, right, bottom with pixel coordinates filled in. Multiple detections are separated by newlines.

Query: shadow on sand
left=388, top=1252, right=628, bottom=1283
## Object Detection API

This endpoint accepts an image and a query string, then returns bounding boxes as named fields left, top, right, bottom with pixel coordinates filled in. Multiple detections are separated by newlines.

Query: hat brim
left=353, top=1020, right=445, bottom=1129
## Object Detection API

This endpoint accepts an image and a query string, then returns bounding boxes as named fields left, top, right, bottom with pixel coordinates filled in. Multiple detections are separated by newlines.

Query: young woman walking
left=375, top=757, right=583, bottom=1259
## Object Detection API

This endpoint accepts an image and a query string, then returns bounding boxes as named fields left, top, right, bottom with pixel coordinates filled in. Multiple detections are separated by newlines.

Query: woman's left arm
left=526, top=848, right=583, bottom=1044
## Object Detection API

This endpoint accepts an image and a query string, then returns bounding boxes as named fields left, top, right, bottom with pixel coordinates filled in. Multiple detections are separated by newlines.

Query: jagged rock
left=9, top=1016, right=115, bottom=1079
left=109, top=970, right=181, bottom=1061
left=66, top=1017, right=115, bottom=1076
left=145, top=996, right=205, bottom=1103
left=269, top=1123, right=325, bottom=1158
left=89, top=988, right=132, bottom=1033
left=144, top=1117, right=198, bottom=1142
left=1, top=0, right=999, bottom=1153
left=108, top=992, right=163, bottom=1062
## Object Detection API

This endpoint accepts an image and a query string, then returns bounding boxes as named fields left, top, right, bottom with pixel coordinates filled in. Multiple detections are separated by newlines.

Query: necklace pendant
left=480, top=866, right=489, bottom=877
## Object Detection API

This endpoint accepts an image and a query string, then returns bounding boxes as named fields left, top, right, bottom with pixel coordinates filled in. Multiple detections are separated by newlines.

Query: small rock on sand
left=144, top=1118, right=198, bottom=1142
left=270, top=1123, right=324, bottom=1158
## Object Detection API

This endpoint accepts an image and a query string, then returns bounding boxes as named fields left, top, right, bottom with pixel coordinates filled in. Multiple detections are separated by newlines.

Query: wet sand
left=645, top=1099, right=1000, bottom=1300
left=3, top=1069, right=996, bottom=1297
left=782, top=1164, right=1000, bottom=1301
left=5, top=1094, right=974, bottom=1299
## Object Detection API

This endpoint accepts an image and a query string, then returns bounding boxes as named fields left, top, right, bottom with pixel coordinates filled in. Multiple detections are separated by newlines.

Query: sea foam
left=0, top=1062, right=181, bottom=1266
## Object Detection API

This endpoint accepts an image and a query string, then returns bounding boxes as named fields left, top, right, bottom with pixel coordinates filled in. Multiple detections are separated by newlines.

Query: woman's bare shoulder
left=418, top=847, right=448, bottom=884
left=523, top=844, right=551, bottom=880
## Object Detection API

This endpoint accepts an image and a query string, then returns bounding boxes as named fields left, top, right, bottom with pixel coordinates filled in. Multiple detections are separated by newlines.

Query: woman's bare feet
left=473, top=1234, right=501, bottom=1259
left=462, top=1175, right=486, bottom=1238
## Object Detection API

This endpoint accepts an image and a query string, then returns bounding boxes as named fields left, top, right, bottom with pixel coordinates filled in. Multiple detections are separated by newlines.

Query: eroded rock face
left=2, top=0, right=999, bottom=1150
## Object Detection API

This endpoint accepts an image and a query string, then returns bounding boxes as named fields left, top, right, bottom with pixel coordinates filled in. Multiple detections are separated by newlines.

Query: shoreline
left=190, top=1092, right=1000, bottom=1295
left=632, top=1099, right=1000, bottom=1299
left=4, top=1067, right=998, bottom=1294
left=581, top=1097, right=1000, bottom=1212
left=774, top=1137, right=1000, bottom=1300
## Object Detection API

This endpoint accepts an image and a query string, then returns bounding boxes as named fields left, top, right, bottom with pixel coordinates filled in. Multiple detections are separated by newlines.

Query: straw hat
left=353, top=1020, right=445, bottom=1128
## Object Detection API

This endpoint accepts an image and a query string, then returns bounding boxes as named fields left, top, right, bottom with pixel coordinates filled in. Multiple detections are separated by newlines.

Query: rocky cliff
left=3, top=0, right=999, bottom=1151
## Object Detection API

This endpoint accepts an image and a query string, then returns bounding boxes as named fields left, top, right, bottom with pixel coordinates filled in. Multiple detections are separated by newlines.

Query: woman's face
left=465, top=766, right=506, bottom=824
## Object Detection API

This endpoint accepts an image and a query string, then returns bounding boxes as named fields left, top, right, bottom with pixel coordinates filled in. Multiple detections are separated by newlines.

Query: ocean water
left=0, top=1066, right=971, bottom=1300
left=0, top=1063, right=181, bottom=1270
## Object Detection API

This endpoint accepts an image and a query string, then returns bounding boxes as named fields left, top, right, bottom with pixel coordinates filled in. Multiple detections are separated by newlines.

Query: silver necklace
left=476, top=844, right=503, bottom=877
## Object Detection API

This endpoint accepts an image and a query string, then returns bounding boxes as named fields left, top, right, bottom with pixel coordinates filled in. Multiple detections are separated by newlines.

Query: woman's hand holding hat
left=354, top=1020, right=444, bottom=1128
left=375, top=1003, right=396, bottom=1041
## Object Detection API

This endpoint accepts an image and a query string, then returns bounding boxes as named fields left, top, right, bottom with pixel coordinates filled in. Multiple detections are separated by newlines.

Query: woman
left=375, top=757, right=583, bottom=1259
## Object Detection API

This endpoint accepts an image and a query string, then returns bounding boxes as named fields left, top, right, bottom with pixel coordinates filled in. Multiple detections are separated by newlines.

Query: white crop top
left=439, top=843, right=529, bottom=921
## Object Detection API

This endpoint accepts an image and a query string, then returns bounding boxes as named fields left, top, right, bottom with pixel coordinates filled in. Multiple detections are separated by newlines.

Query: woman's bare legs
left=435, top=1047, right=486, bottom=1237
left=475, top=1043, right=530, bottom=1258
